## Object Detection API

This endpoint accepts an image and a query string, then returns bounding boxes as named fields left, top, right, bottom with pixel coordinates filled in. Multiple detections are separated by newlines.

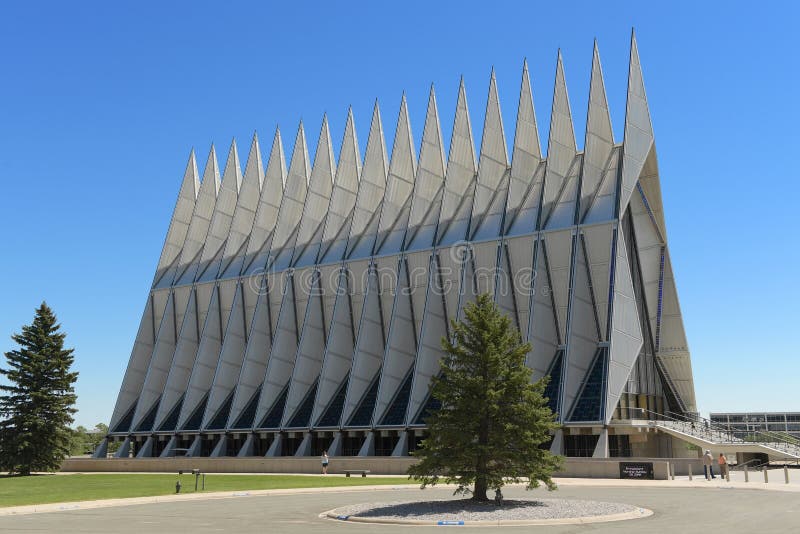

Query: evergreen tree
left=0, top=303, right=78, bottom=475
left=408, top=294, right=562, bottom=501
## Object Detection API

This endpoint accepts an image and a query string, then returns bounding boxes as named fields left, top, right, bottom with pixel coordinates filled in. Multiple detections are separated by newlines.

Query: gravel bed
left=328, top=498, right=642, bottom=522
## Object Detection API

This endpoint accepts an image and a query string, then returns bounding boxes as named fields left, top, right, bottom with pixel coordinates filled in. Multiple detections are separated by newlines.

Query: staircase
left=639, top=410, right=800, bottom=460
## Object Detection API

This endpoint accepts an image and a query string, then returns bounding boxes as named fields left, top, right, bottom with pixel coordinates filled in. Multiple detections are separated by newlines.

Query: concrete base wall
left=62, top=457, right=417, bottom=475
left=63, top=457, right=690, bottom=480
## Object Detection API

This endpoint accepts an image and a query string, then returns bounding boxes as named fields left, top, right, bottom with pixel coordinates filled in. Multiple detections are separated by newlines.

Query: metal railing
left=634, top=409, right=800, bottom=458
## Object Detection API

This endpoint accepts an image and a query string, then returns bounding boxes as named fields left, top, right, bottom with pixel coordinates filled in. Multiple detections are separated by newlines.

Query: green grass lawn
left=0, top=474, right=412, bottom=508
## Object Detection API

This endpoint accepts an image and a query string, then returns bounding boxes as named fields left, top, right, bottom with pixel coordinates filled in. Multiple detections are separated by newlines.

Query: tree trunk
left=473, top=476, right=488, bottom=501
left=473, top=410, right=489, bottom=501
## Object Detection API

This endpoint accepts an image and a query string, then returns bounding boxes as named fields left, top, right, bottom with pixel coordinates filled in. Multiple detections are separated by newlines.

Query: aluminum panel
left=540, top=53, right=577, bottom=228
left=471, top=72, right=510, bottom=241
left=405, top=255, right=448, bottom=424
left=562, top=236, right=601, bottom=419
left=219, top=134, right=264, bottom=279
left=405, top=87, right=446, bottom=251
left=657, top=249, right=696, bottom=411
left=527, top=239, right=558, bottom=378
left=268, top=123, right=310, bottom=272
left=293, top=117, right=335, bottom=267
left=282, top=272, right=328, bottom=427
left=619, top=32, right=654, bottom=215
left=347, top=103, right=388, bottom=259
left=579, top=43, right=615, bottom=223
left=583, top=146, right=620, bottom=225
left=506, top=162, right=545, bottom=236
left=373, top=259, right=419, bottom=425
left=543, top=229, right=573, bottom=343
left=310, top=269, right=356, bottom=426
left=252, top=274, right=302, bottom=427
left=319, top=110, right=361, bottom=264
left=504, top=236, right=535, bottom=339
left=108, top=290, right=168, bottom=431
left=224, top=275, right=275, bottom=427
left=153, top=151, right=199, bottom=287
left=196, top=141, right=242, bottom=283
left=172, top=148, right=220, bottom=287
left=605, top=228, right=644, bottom=421
left=375, top=97, right=416, bottom=255
left=341, top=266, right=385, bottom=425
left=242, top=129, right=286, bottom=276
left=176, top=279, right=237, bottom=429
left=437, top=80, right=477, bottom=247
left=581, top=223, right=614, bottom=340
left=201, top=283, right=250, bottom=428
left=629, top=190, right=663, bottom=346
left=505, top=60, right=541, bottom=235
left=130, top=287, right=191, bottom=430
left=151, top=286, right=200, bottom=429
left=545, top=154, right=581, bottom=229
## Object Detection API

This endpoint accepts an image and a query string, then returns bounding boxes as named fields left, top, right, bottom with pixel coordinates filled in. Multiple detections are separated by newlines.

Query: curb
left=320, top=506, right=654, bottom=526
left=0, top=484, right=419, bottom=517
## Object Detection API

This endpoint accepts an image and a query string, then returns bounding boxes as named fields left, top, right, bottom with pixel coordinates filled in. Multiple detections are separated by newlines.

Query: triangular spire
left=203, top=144, right=222, bottom=195
left=222, top=138, right=243, bottom=192
left=470, top=69, right=510, bottom=240
left=244, top=132, right=265, bottom=189
left=375, top=95, right=417, bottom=255
left=242, top=127, right=287, bottom=276
left=437, top=78, right=477, bottom=246
left=153, top=150, right=200, bottom=287
left=293, top=115, right=335, bottom=267
left=347, top=101, right=388, bottom=259
left=269, top=122, right=310, bottom=271
left=405, top=85, right=446, bottom=251
left=540, top=51, right=577, bottom=229
left=320, top=108, right=362, bottom=263
left=619, top=30, right=655, bottom=215
left=218, top=133, right=264, bottom=279
left=581, top=41, right=617, bottom=224
left=171, top=146, right=221, bottom=286
left=505, top=59, right=542, bottom=234
left=196, top=139, right=242, bottom=282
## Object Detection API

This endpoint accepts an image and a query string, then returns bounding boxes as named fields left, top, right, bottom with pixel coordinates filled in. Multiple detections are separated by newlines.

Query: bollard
left=744, top=465, right=749, bottom=482
left=726, top=468, right=730, bottom=482
left=764, top=467, right=769, bottom=484
left=175, top=480, right=182, bottom=494
left=785, top=466, right=789, bottom=484
left=202, top=474, right=206, bottom=490
left=688, top=464, right=693, bottom=481
left=669, top=463, right=675, bottom=480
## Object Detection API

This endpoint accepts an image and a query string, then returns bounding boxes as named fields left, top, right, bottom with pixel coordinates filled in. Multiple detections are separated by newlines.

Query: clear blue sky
left=1, top=1, right=798, bottom=427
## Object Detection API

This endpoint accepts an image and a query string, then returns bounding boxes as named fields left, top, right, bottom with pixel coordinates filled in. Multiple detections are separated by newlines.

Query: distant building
left=101, top=33, right=697, bottom=460
left=710, top=413, right=800, bottom=440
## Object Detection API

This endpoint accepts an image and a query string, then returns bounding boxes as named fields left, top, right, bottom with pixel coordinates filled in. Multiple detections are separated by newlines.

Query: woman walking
left=718, top=453, right=729, bottom=480
left=321, top=451, right=329, bottom=475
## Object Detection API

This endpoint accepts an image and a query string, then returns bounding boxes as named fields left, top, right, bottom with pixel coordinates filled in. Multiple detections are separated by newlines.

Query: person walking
left=321, top=451, right=329, bottom=475
left=718, top=453, right=729, bottom=480
left=703, top=450, right=716, bottom=480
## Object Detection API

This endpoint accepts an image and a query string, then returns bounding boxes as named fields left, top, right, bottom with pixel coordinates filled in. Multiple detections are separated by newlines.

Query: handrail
left=730, top=458, right=762, bottom=471
left=636, top=409, right=800, bottom=457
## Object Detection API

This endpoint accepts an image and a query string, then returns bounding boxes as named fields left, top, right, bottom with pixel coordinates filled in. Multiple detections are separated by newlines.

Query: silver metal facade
left=105, top=33, right=696, bottom=458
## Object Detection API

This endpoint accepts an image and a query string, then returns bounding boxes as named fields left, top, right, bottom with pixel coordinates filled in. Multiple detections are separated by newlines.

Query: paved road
left=1, top=484, right=798, bottom=533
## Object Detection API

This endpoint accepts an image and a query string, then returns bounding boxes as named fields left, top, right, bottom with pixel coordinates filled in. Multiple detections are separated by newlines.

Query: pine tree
left=0, top=303, right=78, bottom=475
left=408, top=294, right=562, bottom=501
